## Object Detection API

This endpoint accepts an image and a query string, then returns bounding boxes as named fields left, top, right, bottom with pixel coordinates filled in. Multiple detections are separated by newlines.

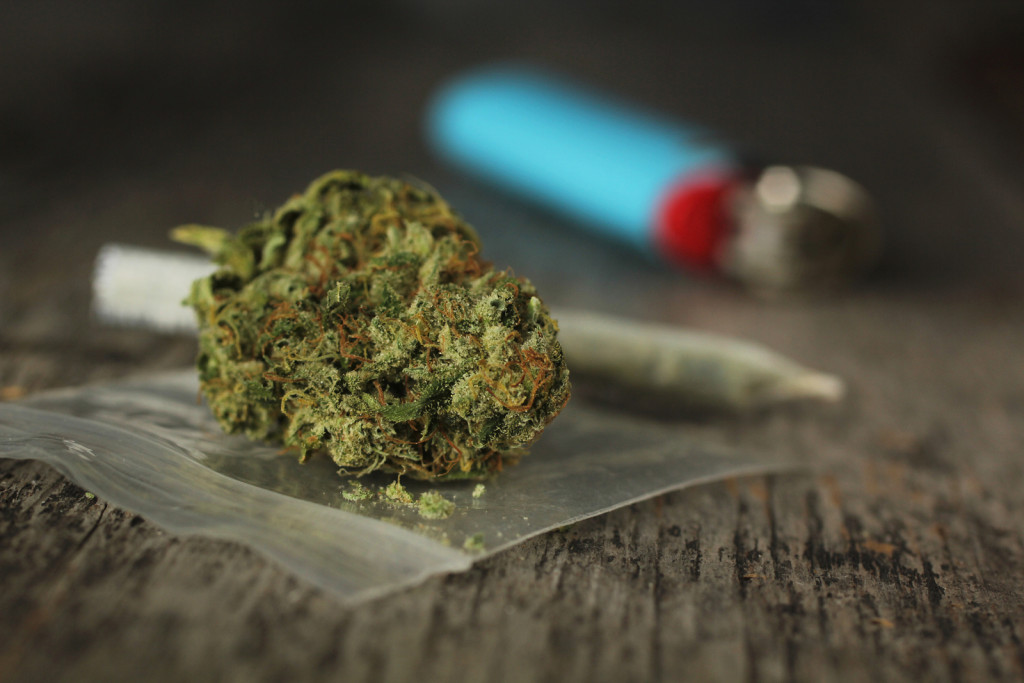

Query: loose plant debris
left=341, top=479, right=456, bottom=520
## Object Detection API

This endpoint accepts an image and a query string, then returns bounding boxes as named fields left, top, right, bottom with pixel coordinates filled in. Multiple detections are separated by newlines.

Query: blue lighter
left=427, top=66, right=879, bottom=294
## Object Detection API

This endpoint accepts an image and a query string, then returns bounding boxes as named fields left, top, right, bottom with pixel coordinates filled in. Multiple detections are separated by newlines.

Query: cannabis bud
left=174, top=170, right=570, bottom=479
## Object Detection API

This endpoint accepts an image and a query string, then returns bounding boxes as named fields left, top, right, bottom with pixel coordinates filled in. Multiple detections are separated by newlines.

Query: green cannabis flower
left=174, top=170, right=570, bottom=479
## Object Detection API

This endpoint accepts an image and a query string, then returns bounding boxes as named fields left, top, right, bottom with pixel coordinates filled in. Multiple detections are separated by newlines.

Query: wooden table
left=2, top=3, right=1023, bottom=681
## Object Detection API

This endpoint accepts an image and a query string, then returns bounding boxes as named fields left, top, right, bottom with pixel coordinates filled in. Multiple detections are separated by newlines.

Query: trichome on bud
left=173, top=170, right=570, bottom=480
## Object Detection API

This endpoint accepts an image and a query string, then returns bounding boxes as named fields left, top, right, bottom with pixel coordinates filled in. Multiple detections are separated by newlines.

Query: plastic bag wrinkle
left=0, top=370, right=781, bottom=602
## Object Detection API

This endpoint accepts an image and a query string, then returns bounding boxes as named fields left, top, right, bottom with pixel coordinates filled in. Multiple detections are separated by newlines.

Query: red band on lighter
left=654, top=175, right=737, bottom=271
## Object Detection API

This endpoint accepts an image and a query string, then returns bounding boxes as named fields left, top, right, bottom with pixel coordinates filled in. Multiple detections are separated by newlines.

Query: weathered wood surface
left=5, top=287, right=1023, bottom=683
left=2, top=3, right=1024, bottom=681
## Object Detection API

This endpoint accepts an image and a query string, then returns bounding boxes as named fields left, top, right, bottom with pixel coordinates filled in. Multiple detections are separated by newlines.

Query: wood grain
left=3, top=282, right=1023, bottom=682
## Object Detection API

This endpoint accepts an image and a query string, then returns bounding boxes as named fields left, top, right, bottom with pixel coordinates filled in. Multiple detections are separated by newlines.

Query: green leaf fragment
left=417, top=491, right=455, bottom=520
left=341, top=481, right=373, bottom=502
left=383, top=480, right=413, bottom=505
left=463, top=533, right=486, bottom=552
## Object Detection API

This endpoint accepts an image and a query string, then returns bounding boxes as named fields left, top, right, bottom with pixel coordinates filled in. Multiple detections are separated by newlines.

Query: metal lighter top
left=721, top=165, right=880, bottom=295
left=427, top=65, right=880, bottom=294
